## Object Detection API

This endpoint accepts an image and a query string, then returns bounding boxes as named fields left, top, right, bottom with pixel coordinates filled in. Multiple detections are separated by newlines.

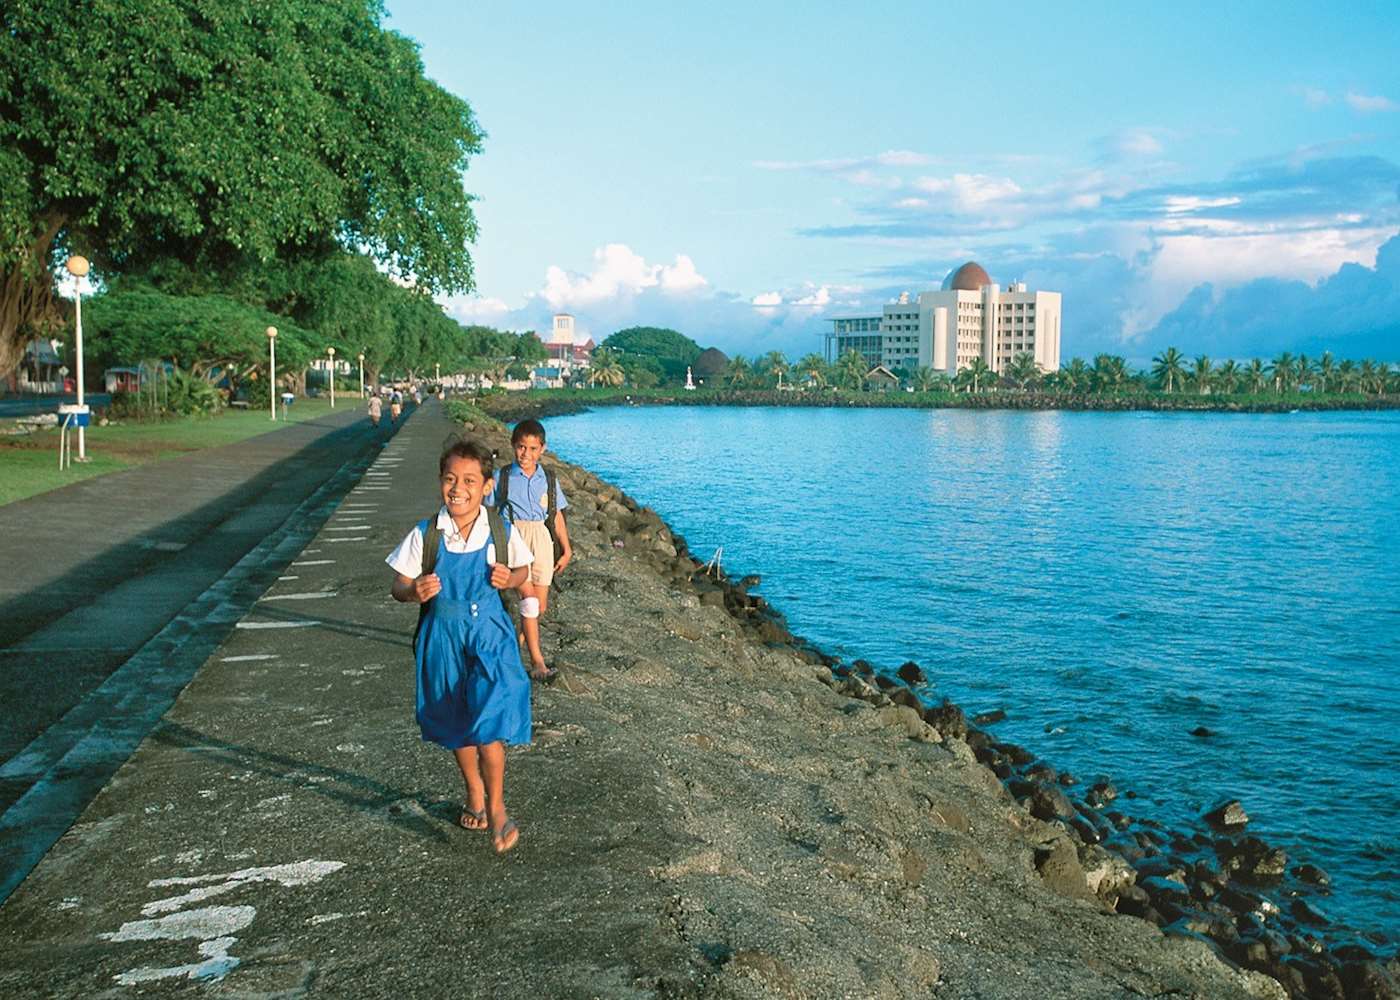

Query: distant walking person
left=495, top=419, right=572, bottom=673
left=386, top=438, right=534, bottom=853
left=390, top=389, right=403, bottom=423
left=367, top=393, right=382, bottom=427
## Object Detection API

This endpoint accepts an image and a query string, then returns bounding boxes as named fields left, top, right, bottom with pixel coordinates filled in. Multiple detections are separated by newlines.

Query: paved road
left=0, top=401, right=419, bottom=898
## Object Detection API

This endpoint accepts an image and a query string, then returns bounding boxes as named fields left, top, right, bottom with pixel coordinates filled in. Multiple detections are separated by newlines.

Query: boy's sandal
left=493, top=818, right=519, bottom=854
left=459, top=806, right=488, bottom=831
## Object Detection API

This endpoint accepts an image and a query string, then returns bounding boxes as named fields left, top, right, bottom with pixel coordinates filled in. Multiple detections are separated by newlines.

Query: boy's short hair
left=511, top=419, right=547, bottom=445
left=439, top=437, right=494, bottom=479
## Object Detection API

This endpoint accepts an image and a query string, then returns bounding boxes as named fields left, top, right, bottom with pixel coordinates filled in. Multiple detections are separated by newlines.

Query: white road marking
left=325, top=537, right=367, bottom=543
left=291, top=559, right=334, bottom=566
left=327, top=525, right=370, bottom=532
left=219, top=655, right=278, bottom=662
left=234, top=621, right=320, bottom=630
left=276, top=576, right=299, bottom=581
left=259, top=592, right=337, bottom=602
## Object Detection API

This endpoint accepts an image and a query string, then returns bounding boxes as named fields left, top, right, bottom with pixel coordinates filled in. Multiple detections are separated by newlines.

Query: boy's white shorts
left=513, top=520, right=554, bottom=587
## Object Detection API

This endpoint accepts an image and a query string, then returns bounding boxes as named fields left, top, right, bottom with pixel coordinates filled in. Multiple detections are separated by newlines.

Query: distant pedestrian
left=367, top=393, right=382, bottom=427
left=390, top=389, right=403, bottom=423
left=386, top=438, right=533, bottom=853
left=494, top=419, right=572, bottom=678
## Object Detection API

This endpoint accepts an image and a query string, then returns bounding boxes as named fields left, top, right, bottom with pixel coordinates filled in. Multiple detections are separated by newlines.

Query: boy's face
left=440, top=455, right=490, bottom=520
left=514, top=434, right=544, bottom=471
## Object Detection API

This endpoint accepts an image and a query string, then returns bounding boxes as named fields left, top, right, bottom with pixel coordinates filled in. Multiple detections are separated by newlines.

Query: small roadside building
left=864, top=365, right=900, bottom=392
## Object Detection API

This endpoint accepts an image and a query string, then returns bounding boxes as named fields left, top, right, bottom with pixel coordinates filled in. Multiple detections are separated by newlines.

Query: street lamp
left=266, top=326, right=278, bottom=421
left=66, top=255, right=90, bottom=461
left=435, top=361, right=440, bottom=384
left=358, top=352, right=365, bottom=399
left=327, top=346, right=336, bottom=408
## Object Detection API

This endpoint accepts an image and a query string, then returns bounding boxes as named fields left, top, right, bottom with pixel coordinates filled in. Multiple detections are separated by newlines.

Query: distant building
left=537, top=313, right=592, bottom=377
left=824, top=262, right=1061, bottom=376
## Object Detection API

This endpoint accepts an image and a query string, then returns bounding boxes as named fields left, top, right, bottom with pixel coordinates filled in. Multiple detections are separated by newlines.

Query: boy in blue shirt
left=495, top=419, right=572, bottom=677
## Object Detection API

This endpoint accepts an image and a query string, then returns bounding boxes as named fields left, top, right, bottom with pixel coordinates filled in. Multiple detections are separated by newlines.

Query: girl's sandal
left=493, top=819, right=519, bottom=854
left=459, top=806, right=488, bottom=831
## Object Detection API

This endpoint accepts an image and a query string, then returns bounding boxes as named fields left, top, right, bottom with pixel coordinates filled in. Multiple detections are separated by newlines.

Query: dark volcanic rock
left=923, top=701, right=967, bottom=741
left=972, top=708, right=1006, bottom=726
left=1217, top=836, right=1287, bottom=883
left=994, top=741, right=1035, bottom=766
left=896, top=661, right=926, bottom=685
left=1293, top=862, right=1332, bottom=888
left=1190, top=725, right=1215, bottom=737
left=1028, top=782, right=1076, bottom=823
left=1085, top=780, right=1118, bottom=807
left=1203, top=799, right=1249, bottom=829
left=1290, top=898, right=1329, bottom=926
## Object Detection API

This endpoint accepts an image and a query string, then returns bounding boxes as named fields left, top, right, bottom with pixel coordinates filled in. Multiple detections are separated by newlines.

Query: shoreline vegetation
left=452, top=398, right=1396, bottom=999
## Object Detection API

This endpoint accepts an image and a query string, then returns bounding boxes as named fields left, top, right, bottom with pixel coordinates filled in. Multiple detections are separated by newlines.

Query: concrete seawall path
left=0, top=400, right=1286, bottom=998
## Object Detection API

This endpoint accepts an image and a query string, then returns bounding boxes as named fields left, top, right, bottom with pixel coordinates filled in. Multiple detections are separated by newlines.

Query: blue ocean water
left=547, top=405, right=1400, bottom=943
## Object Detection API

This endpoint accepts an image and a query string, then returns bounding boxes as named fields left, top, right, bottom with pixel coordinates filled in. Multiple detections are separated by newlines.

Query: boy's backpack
left=414, top=508, right=509, bottom=645
left=495, top=464, right=560, bottom=560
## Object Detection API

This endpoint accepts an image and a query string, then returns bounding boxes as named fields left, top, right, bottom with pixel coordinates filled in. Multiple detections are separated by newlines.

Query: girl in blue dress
left=386, top=439, right=534, bottom=853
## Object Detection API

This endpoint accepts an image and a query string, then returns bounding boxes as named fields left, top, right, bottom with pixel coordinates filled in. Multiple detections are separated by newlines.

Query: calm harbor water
left=548, top=405, right=1400, bottom=944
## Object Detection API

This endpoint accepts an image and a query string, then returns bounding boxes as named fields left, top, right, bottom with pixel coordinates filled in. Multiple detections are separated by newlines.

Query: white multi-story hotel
left=824, top=262, right=1061, bottom=375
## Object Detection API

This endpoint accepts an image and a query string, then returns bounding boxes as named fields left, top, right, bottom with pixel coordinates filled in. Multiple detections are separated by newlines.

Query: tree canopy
left=0, top=0, right=483, bottom=376
left=599, top=326, right=702, bottom=384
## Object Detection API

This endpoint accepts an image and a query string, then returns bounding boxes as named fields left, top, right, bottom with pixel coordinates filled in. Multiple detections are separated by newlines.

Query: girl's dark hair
left=439, top=437, right=494, bottom=478
left=511, top=418, right=546, bottom=445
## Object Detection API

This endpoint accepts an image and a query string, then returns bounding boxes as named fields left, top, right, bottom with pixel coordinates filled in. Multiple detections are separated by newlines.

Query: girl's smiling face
left=440, top=454, right=489, bottom=522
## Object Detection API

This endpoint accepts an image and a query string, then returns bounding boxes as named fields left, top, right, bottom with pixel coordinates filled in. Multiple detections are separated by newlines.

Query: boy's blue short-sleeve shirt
left=496, top=464, right=567, bottom=522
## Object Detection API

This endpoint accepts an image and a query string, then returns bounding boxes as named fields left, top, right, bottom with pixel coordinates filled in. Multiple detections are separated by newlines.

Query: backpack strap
left=486, top=507, right=509, bottom=566
left=544, top=466, right=557, bottom=523
left=420, top=516, right=441, bottom=577
left=414, top=515, right=439, bottom=646
left=495, top=466, right=511, bottom=515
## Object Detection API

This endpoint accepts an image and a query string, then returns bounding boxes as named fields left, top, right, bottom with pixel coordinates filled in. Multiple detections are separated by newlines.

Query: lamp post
left=66, top=256, right=90, bottom=461
left=435, top=361, right=440, bottom=384
left=327, top=347, right=336, bottom=408
left=358, top=352, right=365, bottom=399
left=266, top=326, right=278, bottom=421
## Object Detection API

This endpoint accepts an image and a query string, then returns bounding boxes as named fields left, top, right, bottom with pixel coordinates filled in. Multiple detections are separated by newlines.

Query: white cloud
left=912, top=173, right=1023, bottom=211
left=540, top=243, right=709, bottom=310
left=1344, top=91, right=1399, bottom=113
left=443, top=295, right=511, bottom=323
left=1163, top=195, right=1243, bottom=214
left=750, top=291, right=783, bottom=308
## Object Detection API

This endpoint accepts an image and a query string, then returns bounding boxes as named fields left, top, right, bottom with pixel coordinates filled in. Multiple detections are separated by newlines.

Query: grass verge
left=0, top=398, right=342, bottom=506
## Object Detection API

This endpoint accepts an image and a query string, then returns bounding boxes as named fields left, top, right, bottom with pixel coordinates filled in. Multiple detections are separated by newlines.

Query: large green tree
left=0, top=0, right=483, bottom=376
left=599, top=326, right=701, bottom=384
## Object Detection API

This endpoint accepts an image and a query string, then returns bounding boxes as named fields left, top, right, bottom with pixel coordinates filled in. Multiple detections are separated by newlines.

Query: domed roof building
left=941, top=262, right=993, bottom=292
left=823, top=262, right=1061, bottom=380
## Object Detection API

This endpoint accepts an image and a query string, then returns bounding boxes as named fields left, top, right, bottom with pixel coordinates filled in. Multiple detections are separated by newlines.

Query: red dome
left=941, top=262, right=992, bottom=291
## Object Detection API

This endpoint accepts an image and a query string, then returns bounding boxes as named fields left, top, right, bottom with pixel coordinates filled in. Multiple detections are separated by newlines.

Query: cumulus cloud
left=537, top=244, right=709, bottom=311
left=1138, top=233, right=1400, bottom=359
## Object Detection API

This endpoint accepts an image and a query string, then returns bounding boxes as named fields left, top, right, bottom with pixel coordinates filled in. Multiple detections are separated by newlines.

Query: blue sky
left=386, top=1, right=1400, bottom=363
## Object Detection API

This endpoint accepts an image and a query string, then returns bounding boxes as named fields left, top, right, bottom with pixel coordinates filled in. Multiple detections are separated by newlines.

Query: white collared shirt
left=385, top=505, right=534, bottom=578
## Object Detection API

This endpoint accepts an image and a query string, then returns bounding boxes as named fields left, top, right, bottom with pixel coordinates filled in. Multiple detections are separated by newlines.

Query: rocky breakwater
left=452, top=414, right=1338, bottom=999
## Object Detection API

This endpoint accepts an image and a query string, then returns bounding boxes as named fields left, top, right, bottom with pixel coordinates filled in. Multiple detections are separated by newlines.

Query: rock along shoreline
left=458, top=403, right=1398, bottom=1000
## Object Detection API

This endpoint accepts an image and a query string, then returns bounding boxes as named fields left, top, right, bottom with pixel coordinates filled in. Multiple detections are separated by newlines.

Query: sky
left=385, top=1, right=1400, bottom=364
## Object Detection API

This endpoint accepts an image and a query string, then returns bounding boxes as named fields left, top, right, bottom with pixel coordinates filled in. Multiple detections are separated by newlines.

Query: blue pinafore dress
left=413, top=519, right=531, bottom=749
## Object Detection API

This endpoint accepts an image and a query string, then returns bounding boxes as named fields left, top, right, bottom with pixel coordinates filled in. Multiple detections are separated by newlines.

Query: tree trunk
left=0, top=213, right=67, bottom=379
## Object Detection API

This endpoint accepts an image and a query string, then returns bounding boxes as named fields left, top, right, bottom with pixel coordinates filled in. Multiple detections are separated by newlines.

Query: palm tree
left=587, top=351, right=625, bottom=388
left=1245, top=358, right=1266, bottom=394
left=1189, top=355, right=1213, bottom=395
left=1057, top=357, right=1089, bottom=394
left=724, top=355, right=752, bottom=388
left=1151, top=347, right=1186, bottom=393
left=1359, top=359, right=1381, bottom=395
left=1092, top=354, right=1128, bottom=394
left=956, top=357, right=992, bottom=393
left=1336, top=359, right=1358, bottom=393
left=1270, top=352, right=1295, bottom=394
left=793, top=352, right=828, bottom=389
left=1004, top=352, right=1043, bottom=391
left=835, top=349, right=868, bottom=391
left=912, top=366, right=940, bottom=392
left=1216, top=359, right=1241, bottom=395
left=1317, top=351, right=1335, bottom=395
left=1295, top=355, right=1314, bottom=394
left=760, top=350, right=789, bottom=389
